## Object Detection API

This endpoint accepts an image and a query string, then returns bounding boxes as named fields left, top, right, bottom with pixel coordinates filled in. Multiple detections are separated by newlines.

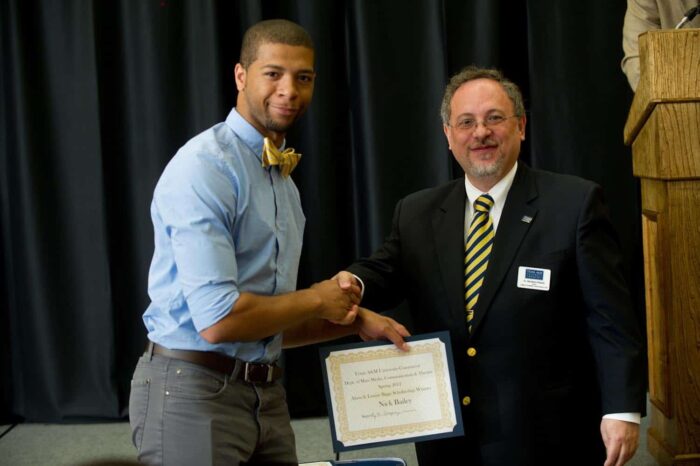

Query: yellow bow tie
left=261, top=137, right=301, bottom=178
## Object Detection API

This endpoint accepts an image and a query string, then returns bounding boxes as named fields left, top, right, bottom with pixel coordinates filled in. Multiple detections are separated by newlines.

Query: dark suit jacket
left=347, top=163, right=645, bottom=466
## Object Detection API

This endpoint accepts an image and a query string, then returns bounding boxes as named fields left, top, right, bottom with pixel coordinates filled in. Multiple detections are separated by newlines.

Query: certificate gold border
left=326, top=339, right=456, bottom=445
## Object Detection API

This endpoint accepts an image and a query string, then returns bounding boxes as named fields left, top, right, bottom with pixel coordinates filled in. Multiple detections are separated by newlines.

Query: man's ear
left=518, top=114, right=527, bottom=141
left=234, top=63, right=246, bottom=92
left=443, top=124, right=453, bottom=150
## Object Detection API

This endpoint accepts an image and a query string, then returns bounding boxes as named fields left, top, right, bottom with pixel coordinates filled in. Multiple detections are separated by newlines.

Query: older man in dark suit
left=337, top=66, right=645, bottom=466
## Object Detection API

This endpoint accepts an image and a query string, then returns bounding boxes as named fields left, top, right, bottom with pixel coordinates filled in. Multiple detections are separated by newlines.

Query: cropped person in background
left=622, top=0, right=700, bottom=91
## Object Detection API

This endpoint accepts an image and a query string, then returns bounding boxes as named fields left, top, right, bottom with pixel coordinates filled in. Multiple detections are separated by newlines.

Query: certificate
left=319, top=331, right=464, bottom=452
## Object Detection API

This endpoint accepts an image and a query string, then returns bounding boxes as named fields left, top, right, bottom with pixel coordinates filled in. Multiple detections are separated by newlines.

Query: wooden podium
left=624, top=29, right=700, bottom=465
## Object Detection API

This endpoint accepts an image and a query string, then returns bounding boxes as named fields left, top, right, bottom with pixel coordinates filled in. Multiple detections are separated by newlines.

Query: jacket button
left=467, top=347, right=477, bottom=357
left=462, top=396, right=471, bottom=406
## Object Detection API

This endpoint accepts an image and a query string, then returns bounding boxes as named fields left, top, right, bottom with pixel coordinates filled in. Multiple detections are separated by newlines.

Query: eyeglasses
left=449, top=114, right=518, bottom=132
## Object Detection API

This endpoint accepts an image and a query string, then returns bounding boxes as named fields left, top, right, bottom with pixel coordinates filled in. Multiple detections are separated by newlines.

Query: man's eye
left=487, top=115, right=505, bottom=124
left=459, top=120, right=475, bottom=128
left=298, top=75, right=313, bottom=83
left=265, top=72, right=279, bottom=78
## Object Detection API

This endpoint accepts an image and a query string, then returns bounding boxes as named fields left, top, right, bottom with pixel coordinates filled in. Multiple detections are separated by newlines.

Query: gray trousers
left=129, top=350, right=297, bottom=466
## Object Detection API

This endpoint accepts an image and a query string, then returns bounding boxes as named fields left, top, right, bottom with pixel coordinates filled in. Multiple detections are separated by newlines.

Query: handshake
left=307, top=271, right=410, bottom=351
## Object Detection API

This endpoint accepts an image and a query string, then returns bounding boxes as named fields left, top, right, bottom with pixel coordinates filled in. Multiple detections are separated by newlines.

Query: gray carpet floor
left=0, top=417, right=415, bottom=466
left=0, top=414, right=659, bottom=466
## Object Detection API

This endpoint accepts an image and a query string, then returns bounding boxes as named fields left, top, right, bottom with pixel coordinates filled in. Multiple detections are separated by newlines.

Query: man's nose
left=277, top=74, right=299, bottom=99
left=471, top=120, right=493, bottom=139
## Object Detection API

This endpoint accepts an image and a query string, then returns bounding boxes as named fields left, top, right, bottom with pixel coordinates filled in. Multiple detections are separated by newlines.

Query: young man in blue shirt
left=129, top=19, right=408, bottom=466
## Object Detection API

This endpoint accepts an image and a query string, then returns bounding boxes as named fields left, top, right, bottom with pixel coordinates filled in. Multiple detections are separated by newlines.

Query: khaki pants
left=129, top=351, right=297, bottom=466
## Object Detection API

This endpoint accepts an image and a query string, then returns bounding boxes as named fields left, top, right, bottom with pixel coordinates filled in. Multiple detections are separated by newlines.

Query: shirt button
left=467, top=347, right=477, bottom=357
left=462, top=396, right=471, bottom=406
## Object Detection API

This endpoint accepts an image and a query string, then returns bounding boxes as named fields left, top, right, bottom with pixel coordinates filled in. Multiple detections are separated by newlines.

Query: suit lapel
left=432, top=180, right=467, bottom=326
left=470, top=164, right=539, bottom=334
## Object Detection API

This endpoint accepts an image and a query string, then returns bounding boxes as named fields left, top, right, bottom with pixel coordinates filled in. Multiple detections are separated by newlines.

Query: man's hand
left=601, top=419, right=639, bottom=466
left=331, top=271, right=410, bottom=350
left=310, top=279, right=361, bottom=325
left=356, top=307, right=411, bottom=351
left=332, top=270, right=359, bottom=291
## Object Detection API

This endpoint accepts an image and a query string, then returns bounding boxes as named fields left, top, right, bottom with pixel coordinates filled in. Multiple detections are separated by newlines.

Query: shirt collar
left=224, top=108, right=287, bottom=162
left=464, top=161, right=518, bottom=208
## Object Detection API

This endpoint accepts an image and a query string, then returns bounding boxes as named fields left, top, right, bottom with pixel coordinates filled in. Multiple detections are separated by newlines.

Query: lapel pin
left=521, top=215, right=533, bottom=224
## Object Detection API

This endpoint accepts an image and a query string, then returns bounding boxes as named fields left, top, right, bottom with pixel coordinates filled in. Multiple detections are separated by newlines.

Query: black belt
left=147, top=341, right=283, bottom=384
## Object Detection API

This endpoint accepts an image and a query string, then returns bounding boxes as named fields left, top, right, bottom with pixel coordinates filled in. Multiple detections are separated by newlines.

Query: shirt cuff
left=351, top=273, right=365, bottom=299
left=602, top=412, right=641, bottom=424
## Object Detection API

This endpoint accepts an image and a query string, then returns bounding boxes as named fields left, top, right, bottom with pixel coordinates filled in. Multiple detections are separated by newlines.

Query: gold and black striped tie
left=464, top=194, right=495, bottom=333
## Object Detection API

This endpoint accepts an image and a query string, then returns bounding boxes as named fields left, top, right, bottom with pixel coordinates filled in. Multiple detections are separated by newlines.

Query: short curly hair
left=440, top=66, right=525, bottom=124
left=239, top=19, right=314, bottom=68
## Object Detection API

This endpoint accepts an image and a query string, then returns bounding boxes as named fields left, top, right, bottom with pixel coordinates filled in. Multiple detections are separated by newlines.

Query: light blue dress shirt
left=143, top=108, right=305, bottom=363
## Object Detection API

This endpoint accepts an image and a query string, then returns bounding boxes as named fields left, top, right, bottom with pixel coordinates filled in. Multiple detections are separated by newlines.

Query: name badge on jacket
left=517, top=266, right=551, bottom=291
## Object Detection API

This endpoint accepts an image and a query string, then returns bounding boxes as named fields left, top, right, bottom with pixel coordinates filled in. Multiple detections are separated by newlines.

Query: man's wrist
left=602, top=412, right=640, bottom=424
left=351, top=273, right=365, bottom=298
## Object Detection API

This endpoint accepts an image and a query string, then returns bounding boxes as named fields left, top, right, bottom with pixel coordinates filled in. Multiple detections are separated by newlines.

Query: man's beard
left=264, top=117, right=293, bottom=133
left=466, top=151, right=505, bottom=178
left=263, top=109, right=297, bottom=133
